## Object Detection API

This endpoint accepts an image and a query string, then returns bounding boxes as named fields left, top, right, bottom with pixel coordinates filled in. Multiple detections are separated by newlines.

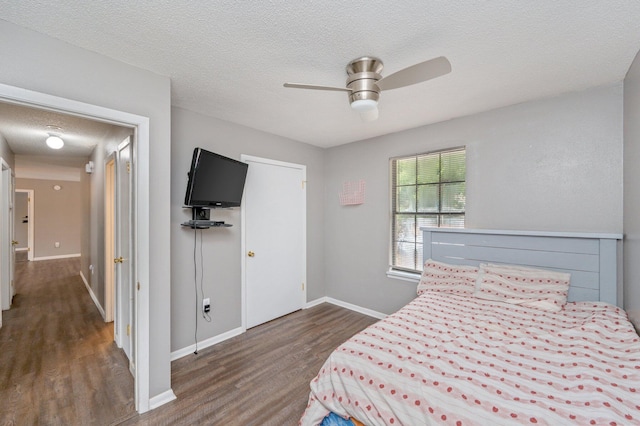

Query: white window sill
left=386, top=269, right=420, bottom=283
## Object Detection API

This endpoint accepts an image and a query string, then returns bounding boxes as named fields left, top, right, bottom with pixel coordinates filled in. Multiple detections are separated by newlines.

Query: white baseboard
left=80, top=271, right=106, bottom=320
left=33, top=253, right=81, bottom=261
left=170, top=299, right=384, bottom=364
left=149, top=389, right=177, bottom=410
left=171, top=326, right=245, bottom=361
left=306, top=297, right=387, bottom=320
left=304, top=296, right=328, bottom=309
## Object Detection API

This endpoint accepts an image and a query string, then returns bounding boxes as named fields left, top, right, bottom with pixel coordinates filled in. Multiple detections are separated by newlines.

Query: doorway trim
left=14, top=189, right=34, bottom=261
left=104, top=155, right=116, bottom=324
left=0, top=82, right=152, bottom=413
left=0, top=159, right=10, bottom=314
left=0, top=159, right=13, bottom=312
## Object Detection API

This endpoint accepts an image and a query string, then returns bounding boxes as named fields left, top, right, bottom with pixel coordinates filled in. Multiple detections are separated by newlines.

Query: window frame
left=389, top=147, right=466, bottom=274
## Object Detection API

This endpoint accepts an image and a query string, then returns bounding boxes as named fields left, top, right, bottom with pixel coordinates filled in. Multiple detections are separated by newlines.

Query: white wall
left=0, top=20, right=172, bottom=399
left=0, top=133, right=14, bottom=168
left=170, top=107, right=325, bottom=352
left=624, top=49, right=640, bottom=331
left=324, top=84, right=624, bottom=314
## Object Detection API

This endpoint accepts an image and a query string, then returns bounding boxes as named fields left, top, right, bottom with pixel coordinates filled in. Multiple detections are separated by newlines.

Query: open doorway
left=0, top=82, right=153, bottom=412
left=14, top=189, right=33, bottom=262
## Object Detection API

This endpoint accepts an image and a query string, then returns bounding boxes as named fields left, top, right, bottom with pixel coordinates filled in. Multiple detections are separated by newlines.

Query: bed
left=300, top=228, right=640, bottom=425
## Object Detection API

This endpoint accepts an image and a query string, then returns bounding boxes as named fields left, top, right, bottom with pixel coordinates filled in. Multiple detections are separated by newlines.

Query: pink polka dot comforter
left=300, top=292, right=640, bottom=425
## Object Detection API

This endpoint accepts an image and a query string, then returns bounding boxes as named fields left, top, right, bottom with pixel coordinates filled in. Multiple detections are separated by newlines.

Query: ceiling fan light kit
left=284, top=56, right=451, bottom=121
left=346, top=57, right=382, bottom=121
left=350, top=99, right=378, bottom=112
left=358, top=107, right=379, bottom=122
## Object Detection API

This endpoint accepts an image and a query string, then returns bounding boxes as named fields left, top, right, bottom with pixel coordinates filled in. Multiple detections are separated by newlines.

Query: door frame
left=9, top=172, right=15, bottom=305
left=14, top=189, right=34, bottom=261
left=0, top=82, right=152, bottom=413
left=104, top=155, right=116, bottom=324
left=0, top=159, right=12, bottom=312
left=115, top=136, right=134, bottom=372
left=240, top=154, right=307, bottom=331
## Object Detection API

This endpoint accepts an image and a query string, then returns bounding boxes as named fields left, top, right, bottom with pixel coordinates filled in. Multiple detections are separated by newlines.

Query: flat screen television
left=184, top=148, right=249, bottom=208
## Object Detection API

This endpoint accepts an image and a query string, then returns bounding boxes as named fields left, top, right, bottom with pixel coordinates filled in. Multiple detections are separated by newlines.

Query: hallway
left=0, top=257, right=135, bottom=424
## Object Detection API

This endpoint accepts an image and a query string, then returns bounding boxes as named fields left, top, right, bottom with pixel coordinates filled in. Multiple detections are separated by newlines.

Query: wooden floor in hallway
left=0, top=257, right=136, bottom=425
left=1, top=255, right=380, bottom=425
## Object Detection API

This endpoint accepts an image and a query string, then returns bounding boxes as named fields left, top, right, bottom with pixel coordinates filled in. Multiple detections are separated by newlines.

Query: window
left=391, top=147, right=465, bottom=272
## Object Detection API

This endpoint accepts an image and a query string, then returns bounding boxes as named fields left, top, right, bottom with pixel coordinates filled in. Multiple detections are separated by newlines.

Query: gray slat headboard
left=421, top=228, right=623, bottom=307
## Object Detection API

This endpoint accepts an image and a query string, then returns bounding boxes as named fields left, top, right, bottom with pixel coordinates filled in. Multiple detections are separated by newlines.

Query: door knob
left=247, top=251, right=255, bottom=257
left=11, top=240, right=18, bottom=246
left=114, top=256, right=124, bottom=264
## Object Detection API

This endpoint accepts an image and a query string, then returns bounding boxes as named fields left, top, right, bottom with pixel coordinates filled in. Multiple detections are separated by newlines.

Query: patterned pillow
left=474, top=263, right=570, bottom=311
left=418, top=259, right=479, bottom=296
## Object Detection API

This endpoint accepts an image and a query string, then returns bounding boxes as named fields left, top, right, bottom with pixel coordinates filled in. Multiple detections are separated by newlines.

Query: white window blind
left=391, top=147, right=466, bottom=272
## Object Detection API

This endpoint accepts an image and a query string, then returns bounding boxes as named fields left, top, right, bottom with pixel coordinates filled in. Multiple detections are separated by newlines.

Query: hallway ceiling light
left=46, top=134, right=64, bottom=149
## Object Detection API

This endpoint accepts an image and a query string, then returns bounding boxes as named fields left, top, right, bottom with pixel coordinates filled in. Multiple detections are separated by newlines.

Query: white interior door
left=242, top=156, right=306, bottom=329
left=115, top=137, right=134, bottom=372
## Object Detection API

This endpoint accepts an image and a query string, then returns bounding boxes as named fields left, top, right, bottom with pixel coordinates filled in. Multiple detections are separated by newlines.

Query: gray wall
left=170, top=107, right=325, bottom=352
left=15, top=178, right=81, bottom=258
left=0, top=20, right=172, bottom=398
left=324, top=84, right=624, bottom=315
left=624, top=49, right=640, bottom=331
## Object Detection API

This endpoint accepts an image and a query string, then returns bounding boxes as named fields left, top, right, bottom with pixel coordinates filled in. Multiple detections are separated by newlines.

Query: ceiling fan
left=283, top=56, right=451, bottom=121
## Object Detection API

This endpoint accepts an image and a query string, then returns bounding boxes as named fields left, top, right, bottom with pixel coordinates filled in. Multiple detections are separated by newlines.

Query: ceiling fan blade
left=283, top=82, right=351, bottom=92
left=376, top=56, right=451, bottom=91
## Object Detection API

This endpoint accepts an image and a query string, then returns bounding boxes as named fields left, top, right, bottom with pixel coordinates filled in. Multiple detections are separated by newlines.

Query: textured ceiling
left=0, top=101, right=126, bottom=157
left=1, top=1, right=640, bottom=148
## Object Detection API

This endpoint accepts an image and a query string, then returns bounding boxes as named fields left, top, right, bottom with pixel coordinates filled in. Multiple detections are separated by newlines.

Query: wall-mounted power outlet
left=54, top=242, right=60, bottom=248
left=203, top=298, right=211, bottom=313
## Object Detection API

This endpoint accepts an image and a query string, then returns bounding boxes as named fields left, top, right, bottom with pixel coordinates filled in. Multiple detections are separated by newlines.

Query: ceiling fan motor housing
left=346, top=57, right=383, bottom=104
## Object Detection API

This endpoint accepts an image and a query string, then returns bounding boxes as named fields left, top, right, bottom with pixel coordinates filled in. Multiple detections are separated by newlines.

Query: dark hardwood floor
left=1, top=256, right=379, bottom=425
left=0, top=257, right=135, bottom=425
left=119, top=304, right=378, bottom=426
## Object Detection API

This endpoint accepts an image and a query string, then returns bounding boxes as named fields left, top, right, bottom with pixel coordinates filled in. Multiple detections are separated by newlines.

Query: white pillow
left=418, top=259, right=479, bottom=296
left=474, top=263, right=570, bottom=311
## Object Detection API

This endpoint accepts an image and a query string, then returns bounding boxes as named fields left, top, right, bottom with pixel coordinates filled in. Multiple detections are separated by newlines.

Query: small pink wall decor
left=339, top=179, right=366, bottom=206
